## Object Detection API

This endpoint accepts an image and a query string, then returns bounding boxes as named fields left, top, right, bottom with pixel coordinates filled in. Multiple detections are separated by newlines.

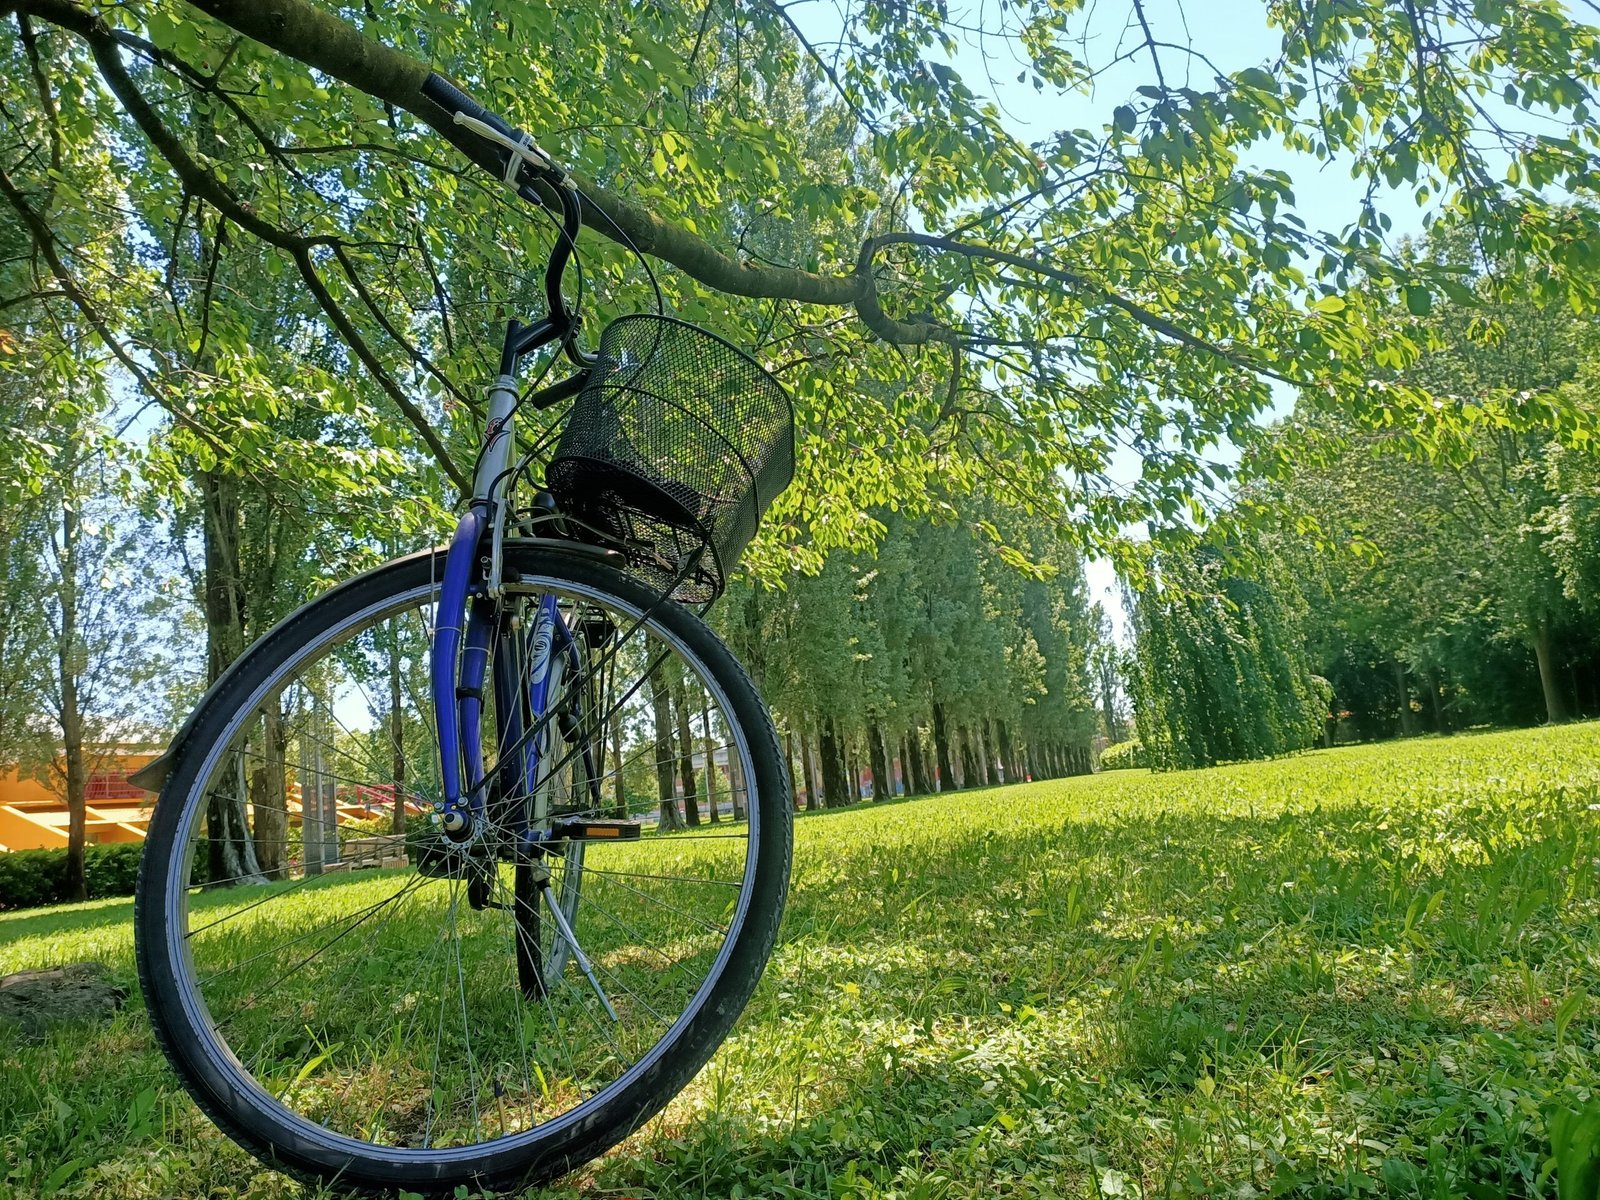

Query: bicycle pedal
left=550, top=819, right=642, bottom=841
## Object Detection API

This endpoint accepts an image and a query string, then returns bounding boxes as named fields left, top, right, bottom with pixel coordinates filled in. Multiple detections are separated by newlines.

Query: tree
left=1239, top=241, right=1600, bottom=732
left=31, top=477, right=177, bottom=897
left=7, top=0, right=1600, bottom=577
left=1091, top=609, right=1126, bottom=744
left=645, top=656, right=682, bottom=832
left=1125, top=543, right=1327, bottom=770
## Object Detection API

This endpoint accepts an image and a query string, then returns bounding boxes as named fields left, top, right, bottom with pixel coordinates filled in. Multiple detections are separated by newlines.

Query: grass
left=3, top=722, right=1600, bottom=1198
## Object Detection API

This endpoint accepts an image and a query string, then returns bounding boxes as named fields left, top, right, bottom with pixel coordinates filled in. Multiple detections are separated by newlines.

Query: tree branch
left=1130, top=0, right=1168, bottom=92
left=13, top=0, right=470, bottom=489
left=863, top=231, right=1307, bottom=384
left=0, top=165, right=233, bottom=460
left=294, top=248, right=470, bottom=492
left=12, top=0, right=1316, bottom=396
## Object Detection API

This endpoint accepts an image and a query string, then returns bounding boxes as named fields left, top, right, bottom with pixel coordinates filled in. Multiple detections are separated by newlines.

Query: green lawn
left=4, top=723, right=1599, bottom=1198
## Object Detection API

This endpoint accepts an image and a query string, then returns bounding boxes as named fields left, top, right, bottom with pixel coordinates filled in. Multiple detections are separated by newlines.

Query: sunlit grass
left=3, top=722, right=1599, bottom=1197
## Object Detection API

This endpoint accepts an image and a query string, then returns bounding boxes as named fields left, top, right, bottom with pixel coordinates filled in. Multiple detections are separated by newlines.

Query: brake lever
left=452, top=112, right=571, bottom=191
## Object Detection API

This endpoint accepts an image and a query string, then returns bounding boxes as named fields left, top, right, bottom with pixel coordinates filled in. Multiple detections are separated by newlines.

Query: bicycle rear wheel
left=134, top=543, right=790, bottom=1195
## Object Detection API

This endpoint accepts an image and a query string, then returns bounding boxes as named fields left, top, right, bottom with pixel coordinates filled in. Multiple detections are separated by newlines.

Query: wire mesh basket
left=545, top=315, right=795, bottom=602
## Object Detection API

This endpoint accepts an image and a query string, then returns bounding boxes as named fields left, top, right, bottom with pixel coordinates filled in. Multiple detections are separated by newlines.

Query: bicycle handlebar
left=422, top=71, right=566, bottom=194
left=421, top=72, right=507, bottom=137
left=422, top=72, right=590, bottom=365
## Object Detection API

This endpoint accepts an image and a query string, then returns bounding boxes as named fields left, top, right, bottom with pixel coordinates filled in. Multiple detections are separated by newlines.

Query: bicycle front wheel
left=134, top=543, right=791, bottom=1195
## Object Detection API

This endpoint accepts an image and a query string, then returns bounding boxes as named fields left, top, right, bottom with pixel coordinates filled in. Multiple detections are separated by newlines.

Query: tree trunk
left=1100, top=666, right=1123, bottom=744
left=200, top=468, right=266, bottom=885
left=931, top=701, right=954, bottom=792
left=783, top=730, right=799, bottom=812
left=387, top=632, right=406, bottom=836
left=60, top=681, right=87, bottom=904
left=868, top=726, right=891, bottom=801
left=1531, top=620, right=1571, bottom=724
left=646, top=665, right=682, bottom=831
left=252, top=700, right=289, bottom=880
left=208, top=769, right=266, bottom=886
left=54, top=499, right=87, bottom=903
left=915, top=732, right=934, bottom=800
left=1427, top=667, right=1446, bottom=734
left=900, top=735, right=918, bottom=797
left=800, top=725, right=819, bottom=812
left=980, top=721, right=998, bottom=785
left=299, top=704, right=324, bottom=877
left=707, top=700, right=724, bottom=823
left=959, top=726, right=979, bottom=790
left=819, top=716, right=847, bottom=808
left=1394, top=659, right=1419, bottom=737
left=671, top=676, right=701, bottom=826
left=996, top=721, right=1016, bottom=785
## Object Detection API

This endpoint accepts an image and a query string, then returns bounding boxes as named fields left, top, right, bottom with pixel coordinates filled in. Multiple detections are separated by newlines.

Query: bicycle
left=131, top=73, right=795, bottom=1195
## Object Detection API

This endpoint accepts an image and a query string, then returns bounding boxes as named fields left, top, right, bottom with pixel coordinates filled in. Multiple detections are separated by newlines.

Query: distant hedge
left=0, top=843, right=144, bottom=911
left=1098, top=740, right=1147, bottom=771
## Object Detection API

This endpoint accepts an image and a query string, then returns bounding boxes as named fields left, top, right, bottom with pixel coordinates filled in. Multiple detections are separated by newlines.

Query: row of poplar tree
left=709, top=506, right=1115, bottom=810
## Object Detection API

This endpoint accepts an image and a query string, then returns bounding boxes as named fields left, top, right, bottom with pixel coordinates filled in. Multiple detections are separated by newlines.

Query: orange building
left=0, top=746, right=162, bottom=852
left=1, top=748, right=432, bottom=853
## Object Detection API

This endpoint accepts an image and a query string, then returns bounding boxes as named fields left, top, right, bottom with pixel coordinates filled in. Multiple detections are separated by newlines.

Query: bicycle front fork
left=430, top=507, right=571, bottom=848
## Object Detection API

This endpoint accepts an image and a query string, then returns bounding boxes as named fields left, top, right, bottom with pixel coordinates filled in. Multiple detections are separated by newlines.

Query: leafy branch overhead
left=3, top=0, right=1599, bottom=558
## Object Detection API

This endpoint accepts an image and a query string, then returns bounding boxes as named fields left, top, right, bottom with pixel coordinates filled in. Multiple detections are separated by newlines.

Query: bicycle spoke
left=202, top=872, right=437, bottom=990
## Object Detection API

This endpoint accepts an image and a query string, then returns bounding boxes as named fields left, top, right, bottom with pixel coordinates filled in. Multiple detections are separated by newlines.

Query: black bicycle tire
left=133, top=543, right=791, bottom=1195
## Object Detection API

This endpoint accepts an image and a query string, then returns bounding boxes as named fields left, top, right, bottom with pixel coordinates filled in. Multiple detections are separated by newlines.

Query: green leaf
left=1404, top=285, right=1433, bottom=317
left=1550, top=1102, right=1600, bottom=1200
left=1236, top=67, right=1278, bottom=93
left=42, top=1159, right=84, bottom=1195
left=1555, top=991, right=1585, bottom=1048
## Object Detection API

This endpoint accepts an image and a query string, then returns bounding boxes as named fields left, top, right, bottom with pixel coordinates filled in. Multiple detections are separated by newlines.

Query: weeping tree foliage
left=1126, top=226, right=1600, bottom=751
left=1125, top=545, right=1328, bottom=771
left=4, top=0, right=1600, bottom=574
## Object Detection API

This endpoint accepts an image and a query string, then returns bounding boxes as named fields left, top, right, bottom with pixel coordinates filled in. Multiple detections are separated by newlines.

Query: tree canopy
left=1122, top=237, right=1600, bottom=762
left=5, top=0, right=1600, bottom=567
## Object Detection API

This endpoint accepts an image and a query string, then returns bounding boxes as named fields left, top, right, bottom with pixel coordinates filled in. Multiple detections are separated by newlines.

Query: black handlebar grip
left=421, top=72, right=516, bottom=140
